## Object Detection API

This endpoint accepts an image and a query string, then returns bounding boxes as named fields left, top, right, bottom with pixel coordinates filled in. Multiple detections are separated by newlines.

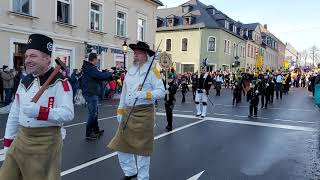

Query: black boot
left=122, top=174, right=138, bottom=180
left=86, top=132, right=99, bottom=140
left=166, top=125, right=173, bottom=131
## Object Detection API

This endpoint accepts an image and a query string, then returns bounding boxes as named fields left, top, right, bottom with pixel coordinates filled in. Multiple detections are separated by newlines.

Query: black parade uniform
left=164, top=80, right=178, bottom=131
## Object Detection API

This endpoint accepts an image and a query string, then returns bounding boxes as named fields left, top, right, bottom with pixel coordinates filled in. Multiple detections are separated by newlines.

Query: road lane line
left=163, top=113, right=317, bottom=132
left=0, top=116, right=117, bottom=144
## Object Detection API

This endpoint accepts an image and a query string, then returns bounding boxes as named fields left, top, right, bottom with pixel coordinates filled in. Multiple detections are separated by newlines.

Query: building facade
left=155, top=0, right=246, bottom=73
left=0, top=0, right=162, bottom=75
left=285, top=43, right=299, bottom=68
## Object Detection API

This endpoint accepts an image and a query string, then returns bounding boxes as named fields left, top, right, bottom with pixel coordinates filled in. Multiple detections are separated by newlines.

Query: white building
left=0, top=0, right=163, bottom=75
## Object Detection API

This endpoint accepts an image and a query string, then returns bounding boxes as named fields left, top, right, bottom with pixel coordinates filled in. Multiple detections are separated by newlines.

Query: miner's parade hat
left=26, top=34, right=53, bottom=56
left=129, top=41, right=155, bottom=56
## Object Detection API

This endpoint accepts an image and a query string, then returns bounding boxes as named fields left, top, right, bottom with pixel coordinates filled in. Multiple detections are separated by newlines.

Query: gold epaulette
left=152, top=67, right=161, bottom=79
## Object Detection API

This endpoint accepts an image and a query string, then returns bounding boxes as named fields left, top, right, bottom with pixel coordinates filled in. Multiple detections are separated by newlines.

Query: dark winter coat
left=81, top=61, right=112, bottom=96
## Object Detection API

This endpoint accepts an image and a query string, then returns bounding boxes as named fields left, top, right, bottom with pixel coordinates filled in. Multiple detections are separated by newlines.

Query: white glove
left=134, top=91, right=151, bottom=100
left=22, top=102, right=40, bottom=118
left=0, top=147, right=9, bottom=161
left=61, top=128, right=66, bottom=140
left=255, top=90, right=259, bottom=94
left=117, top=114, right=123, bottom=123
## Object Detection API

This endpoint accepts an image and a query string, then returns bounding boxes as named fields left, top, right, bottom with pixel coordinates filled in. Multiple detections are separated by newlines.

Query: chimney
left=264, top=24, right=268, bottom=29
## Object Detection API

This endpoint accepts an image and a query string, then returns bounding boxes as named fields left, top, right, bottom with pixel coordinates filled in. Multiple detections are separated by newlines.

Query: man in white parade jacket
left=0, top=34, right=74, bottom=180
left=108, top=41, right=165, bottom=180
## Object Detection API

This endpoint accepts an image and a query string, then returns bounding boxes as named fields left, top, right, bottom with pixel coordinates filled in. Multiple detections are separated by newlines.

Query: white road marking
left=0, top=116, right=117, bottom=143
left=212, top=104, right=316, bottom=112
left=163, top=113, right=317, bottom=132
left=168, top=110, right=316, bottom=125
left=187, top=171, right=205, bottom=180
left=0, top=116, right=118, bottom=162
left=64, top=116, right=116, bottom=128
left=61, top=118, right=207, bottom=176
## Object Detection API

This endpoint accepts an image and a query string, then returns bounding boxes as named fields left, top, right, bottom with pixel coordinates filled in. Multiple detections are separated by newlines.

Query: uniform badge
left=47, top=42, right=53, bottom=52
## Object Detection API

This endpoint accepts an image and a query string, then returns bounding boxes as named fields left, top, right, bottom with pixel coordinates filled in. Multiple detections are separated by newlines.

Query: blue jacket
left=81, top=60, right=112, bottom=96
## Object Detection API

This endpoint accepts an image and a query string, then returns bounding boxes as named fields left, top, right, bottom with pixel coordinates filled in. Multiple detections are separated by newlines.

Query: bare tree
left=309, top=45, right=320, bottom=67
left=299, top=50, right=309, bottom=67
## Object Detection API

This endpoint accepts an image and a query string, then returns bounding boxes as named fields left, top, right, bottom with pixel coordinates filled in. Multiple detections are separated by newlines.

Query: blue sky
left=159, top=0, right=320, bottom=52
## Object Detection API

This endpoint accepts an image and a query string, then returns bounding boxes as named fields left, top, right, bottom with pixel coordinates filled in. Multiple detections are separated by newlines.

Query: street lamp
left=122, top=41, right=128, bottom=70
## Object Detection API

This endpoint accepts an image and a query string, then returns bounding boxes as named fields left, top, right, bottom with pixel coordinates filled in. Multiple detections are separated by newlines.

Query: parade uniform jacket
left=108, top=58, right=165, bottom=156
left=3, top=68, right=74, bottom=147
left=118, top=60, right=165, bottom=108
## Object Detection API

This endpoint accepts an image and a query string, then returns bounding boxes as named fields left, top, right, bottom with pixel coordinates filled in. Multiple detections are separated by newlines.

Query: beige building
left=0, top=0, right=162, bottom=75
left=285, top=43, right=299, bottom=68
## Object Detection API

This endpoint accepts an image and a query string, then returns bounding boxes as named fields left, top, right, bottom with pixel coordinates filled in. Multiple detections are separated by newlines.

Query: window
left=167, top=18, right=173, bottom=27
left=57, top=0, right=71, bottom=24
left=240, top=30, right=243, bottom=36
left=182, top=6, right=190, bottom=13
left=242, top=46, right=245, bottom=58
left=233, top=43, right=236, bottom=56
left=239, top=46, right=242, bottom=58
left=166, top=39, right=171, bottom=51
left=233, top=26, right=237, bottom=33
left=90, top=2, right=102, bottom=31
left=13, top=0, right=31, bottom=15
left=251, top=46, right=254, bottom=58
left=246, top=30, right=249, bottom=37
left=184, top=17, right=191, bottom=25
left=225, top=21, right=229, bottom=29
left=182, top=64, right=194, bottom=73
left=224, top=40, right=227, bottom=53
left=138, top=18, right=146, bottom=41
left=248, top=44, right=250, bottom=57
left=227, top=40, right=230, bottom=54
left=181, top=38, right=188, bottom=51
left=117, top=11, right=127, bottom=37
left=207, top=36, right=216, bottom=52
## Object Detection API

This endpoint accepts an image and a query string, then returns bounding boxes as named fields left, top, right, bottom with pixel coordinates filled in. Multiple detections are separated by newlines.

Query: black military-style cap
left=25, top=34, right=53, bottom=56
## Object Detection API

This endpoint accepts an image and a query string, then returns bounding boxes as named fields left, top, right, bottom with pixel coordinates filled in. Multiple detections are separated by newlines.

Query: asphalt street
left=0, top=87, right=320, bottom=180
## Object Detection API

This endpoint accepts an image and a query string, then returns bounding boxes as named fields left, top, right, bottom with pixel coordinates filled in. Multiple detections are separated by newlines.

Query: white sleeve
left=48, top=81, right=74, bottom=124
left=150, top=72, right=166, bottom=100
left=118, top=78, right=127, bottom=109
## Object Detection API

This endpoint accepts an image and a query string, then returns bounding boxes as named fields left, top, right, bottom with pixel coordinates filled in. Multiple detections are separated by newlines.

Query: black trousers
left=192, top=89, right=196, bottom=99
left=249, top=105, right=258, bottom=116
left=269, top=91, right=274, bottom=103
left=264, top=94, right=270, bottom=107
left=182, top=92, right=186, bottom=103
left=260, top=94, right=265, bottom=108
left=165, top=104, right=173, bottom=128
left=216, top=89, right=221, bottom=96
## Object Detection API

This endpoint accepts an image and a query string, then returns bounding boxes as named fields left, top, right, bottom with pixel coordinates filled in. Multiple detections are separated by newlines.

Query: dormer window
left=167, top=18, right=173, bottom=27
left=225, top=21, right=229, bottom=29
left=182, top=4, right=192, bottom=13
left=206, top=6, right=215, bottom=15
left=245, top=29, right=249, bottom=37
left=233, top=25, right=237, bottom=33
left=183, top=6, right=189, bottom=13
left=240, top=29, right=244, bottom=36
left=184, top=17, right=191, bottom=25
left=183, top=14, right=194, bottom=25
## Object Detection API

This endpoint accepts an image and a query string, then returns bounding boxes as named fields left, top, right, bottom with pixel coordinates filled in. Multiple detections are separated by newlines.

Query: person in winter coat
left=81, top=53, right=113, bottom=140
left=1, top=66, right=15, bottom=106
left=69, top=69, right=80, bottom=100
left=181, top=78, right=189, bottom=103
